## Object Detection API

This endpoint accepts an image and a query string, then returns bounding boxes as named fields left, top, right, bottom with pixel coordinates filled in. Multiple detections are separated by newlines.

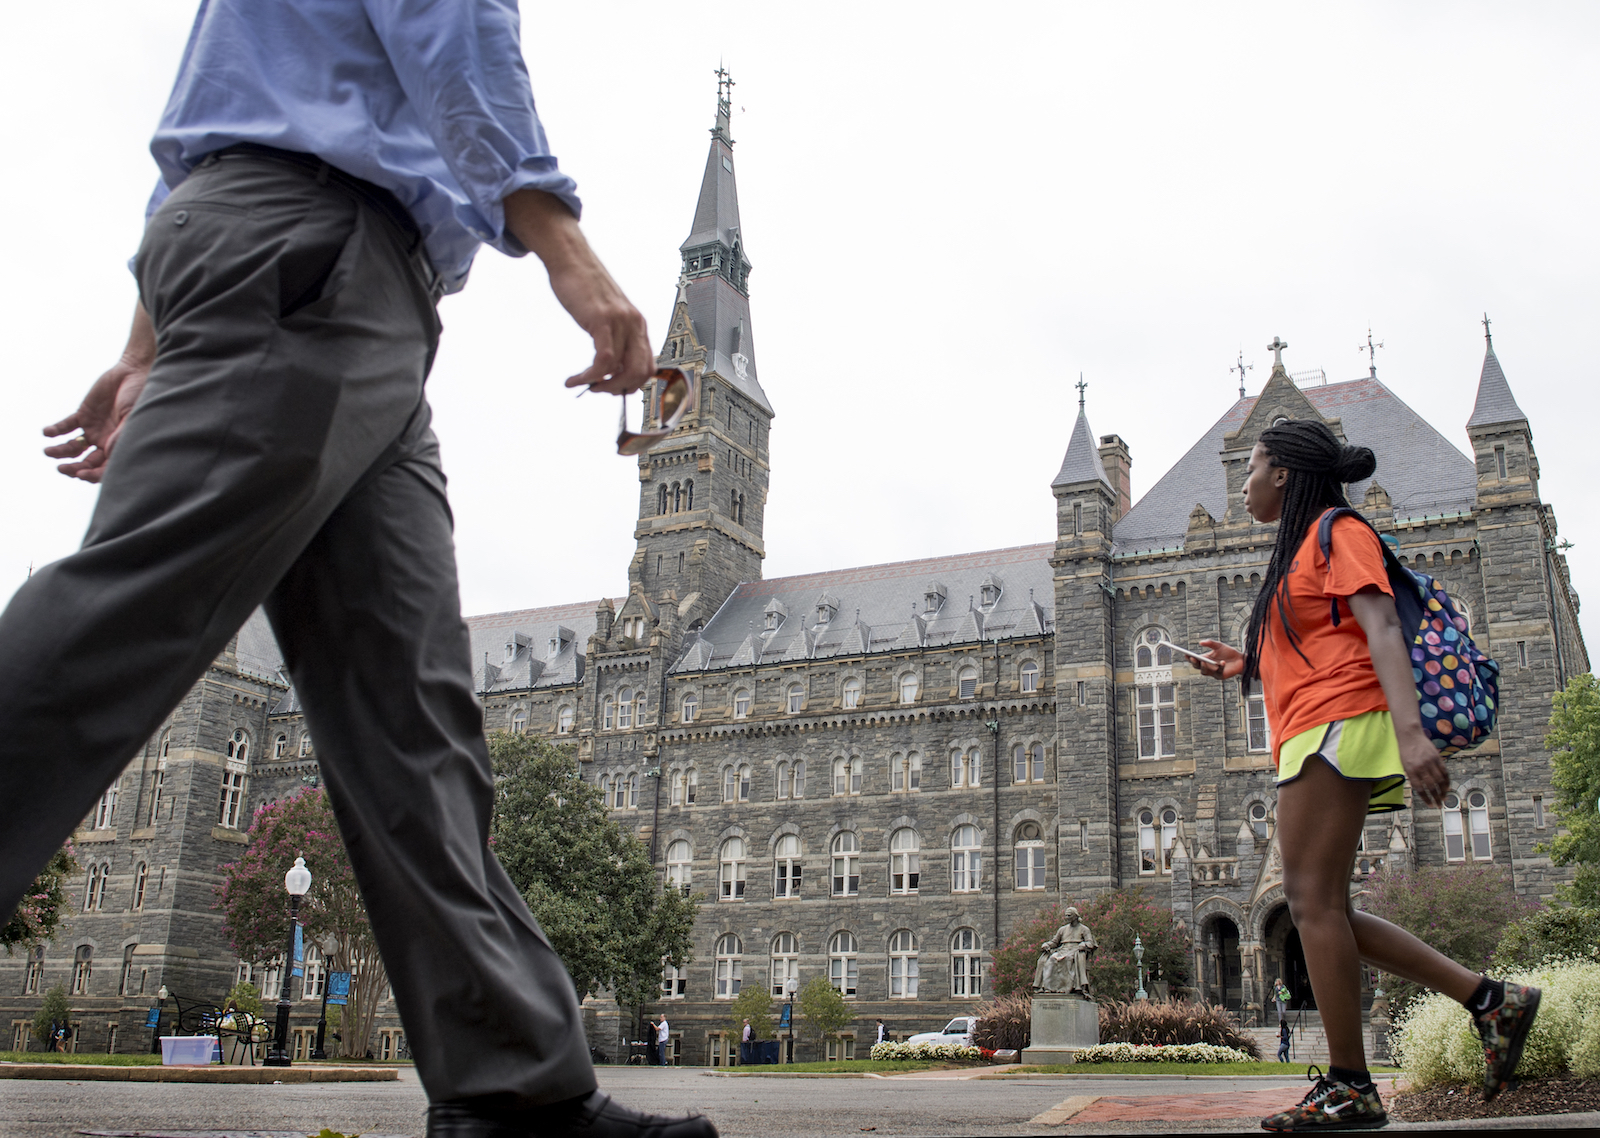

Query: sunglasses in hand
left=612, top=367, right=696, bottom=456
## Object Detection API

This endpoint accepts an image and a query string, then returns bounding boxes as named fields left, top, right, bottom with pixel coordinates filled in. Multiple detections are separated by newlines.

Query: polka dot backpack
left=1318, top=507, right=1500, bottom=756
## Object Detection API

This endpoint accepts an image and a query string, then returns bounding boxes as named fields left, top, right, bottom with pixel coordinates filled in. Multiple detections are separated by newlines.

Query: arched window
left=1015, top=822, right=1046, bottom=890
left=952, top=746, right=982, bottom=788
left=950, top=929, right=983, bottom=997
left=219, top=729, right=248, bottom=830
left=958, top=666, right=979, bottom=700
left=685, top=479, right=694, bottom=510
left=892, top=752, right=922, bottom=792
left=23, top=946, right=43, bottom=995
left=83, top=863, right=103, bottom=912
left=1135, top=630, right=1177, bottom=759
left=602, top=697, right=615, bottom=730
left=831, top=832, right=860, bottom=896
left=666, top=840, right=692, bottom=894
left=613, top=776, right=628, bottom=811
left=274, top=734, right=288, bottom=758
left=94, top=780, right=118, bottom=830
left=598, top=774, right=612, bottom=806
left=1138, top=808, right=1180, bottom=875
left=1245, top=684, right=1269, bottom=752
left=723, top=766, right=738, bottom=803
left=627, top=773, right=639, bottom=809
left=672, top=482, right=682, bottom=513
left=618, top=689, right=634, bottom=730
left=72, top=945, right=93, bottom=995
left=1443, top=793, right=1465, bottom=861
left=829, top=931, right=858, bottom=996
left=770, top=932, right=799, bottom=996
left=686, top=768, right=698, bottom=805
left=730, top=489, right=738, bottom=517
left=299, top=732, right=313, bottom=757
left=1249, top=801, right=1270, bottom=841
left=1020, top=661, right=1040, bottom=693
left=120, top=944, right=137, bottom=996
left=888, top=930, right=919, bottom=998
left=1013, top=743, right=1045, bottom=784
left=890, top=829, right=920, bottom=894
left=842, top=676, right=862, bottom=709
left=737, top=493, right=745, bottom=524
left=659, top=484, right=669, bottom=515
left=738, top=765, right=751, bottom=801
left=714, top=934, right=743, bottom=998
left=131, top=862, right=148, bottom=910
left=510, top=709, right=527, bottom=735
left=720, top=838, right=747, bottom=900
left=951, top=825, right=982, bottom=892
left=787, top=683, right=805, bottom=714
left=792, top=759, right=806, bottom=799
left=733, top=689, right=751, bottom=718
left=149, top=732, right=170, bottom=826
left=681, top=693, right=698, bottom=723
left=777, top=761, right=791, bottom=799
left=557, top=706, right=574, bottom=734
left=899, top=672, right=919, bottom=704
left=774, top=835, right=802, bottom=898
left=832, top=757, right=861, bottom=796
left=1468, top=790, right=1492, bottom=859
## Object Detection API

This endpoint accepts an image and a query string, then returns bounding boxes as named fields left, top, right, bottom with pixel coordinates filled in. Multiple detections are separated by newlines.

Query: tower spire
left=1359, top=328, right=1384, bottom=379
left=714, top=65, right=735, bottom=142
left=1231, top=350, right=1254, bottom=398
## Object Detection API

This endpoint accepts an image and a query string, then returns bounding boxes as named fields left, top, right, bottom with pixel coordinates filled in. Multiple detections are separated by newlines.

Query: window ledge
left=1119, top=758, right=1197, bottom=779
left=211, top=825, right=250, bottom=845
left=1224, top=754, right=1273, bottom=772
left=76, top=830, right=118, bottom=843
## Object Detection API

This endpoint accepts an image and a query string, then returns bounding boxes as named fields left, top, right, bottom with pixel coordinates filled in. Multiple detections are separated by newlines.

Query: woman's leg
left=1350, top=910, right=1480, bottom=1003
left=1275, top=756, right=1374, bottom=1071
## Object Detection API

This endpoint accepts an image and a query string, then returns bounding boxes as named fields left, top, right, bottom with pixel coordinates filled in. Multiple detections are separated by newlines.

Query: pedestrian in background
left=657, top=1015, right=671, bottom=1067
left=1277, top=1020, right=1292, bottom=1064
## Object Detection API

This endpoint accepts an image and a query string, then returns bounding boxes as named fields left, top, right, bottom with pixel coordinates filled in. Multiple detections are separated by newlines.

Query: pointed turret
left=1052, top=379, right=1112, bottom=491
left=1466, top=319, right=1528, bottom=428
left=1052, top=380, right=1118, bottom=558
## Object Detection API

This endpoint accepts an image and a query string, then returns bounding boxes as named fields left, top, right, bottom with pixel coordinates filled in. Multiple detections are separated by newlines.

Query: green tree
left=487, top=732, right=696, bottom=1009
left=32, top=984, right=71, bottom=1049
left=213, top=788, right=388, bottom=1059
left=991, top=889, right=1190, bottom=1000
left=729, top=984, right=774, bottom=1042
left=1546, top=673, right=1600, bottom=905
left=1360, top=864, right=1535, bottom=1012
left=3, top=844, right=80, bottom=954
left=1492, top=905, right=1600, bottom=970
left=225, top=980, right=264, bottom=1018
left=797, top=975, right=852, bottom=1059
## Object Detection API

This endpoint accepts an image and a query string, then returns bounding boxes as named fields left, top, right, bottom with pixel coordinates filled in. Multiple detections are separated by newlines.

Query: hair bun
left=1336, top=444, right=1377, bottom=483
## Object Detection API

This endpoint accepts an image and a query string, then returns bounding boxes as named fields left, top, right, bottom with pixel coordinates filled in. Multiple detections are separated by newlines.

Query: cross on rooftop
left=1482, top=312, right=1493, bottom=346
left=1268, top=337, right=1289, bottom=368
left=1359, top=328, right=1384, bottom=379
left=1076, top=374, right=1087, bottom=410
left=1230, top=351, right=1254, bottom=398
left=716, top=66, right=735, bottom=103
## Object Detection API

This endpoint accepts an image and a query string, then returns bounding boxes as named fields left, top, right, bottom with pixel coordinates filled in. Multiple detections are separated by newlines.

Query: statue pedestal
left=1021, top=995, right=1099, bottom=1064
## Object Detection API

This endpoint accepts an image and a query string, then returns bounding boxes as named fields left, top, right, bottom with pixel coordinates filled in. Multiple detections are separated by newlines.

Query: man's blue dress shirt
left=145, top=0, right=580, bottom=293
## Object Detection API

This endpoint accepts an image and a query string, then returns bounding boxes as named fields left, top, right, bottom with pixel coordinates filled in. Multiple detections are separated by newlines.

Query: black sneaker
left=1260, top=1066, right=1388, bottom=1132
left=1474, top=981, right=1541, bottom=1103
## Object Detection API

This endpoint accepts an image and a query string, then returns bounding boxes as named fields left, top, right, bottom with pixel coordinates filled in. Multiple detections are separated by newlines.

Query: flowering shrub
left=869, top=1041, right=983, bottom=1062
left=2, top=843, right=78, bottom=953
left=1098, top=999, right=1260, bottom=1057
left=1074, top=1042, right=1253, bottom=1064
left=1392, top=958, right=1600, bottom=1087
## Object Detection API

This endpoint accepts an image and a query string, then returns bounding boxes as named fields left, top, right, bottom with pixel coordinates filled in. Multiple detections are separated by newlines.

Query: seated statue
left=1032, top=906, right=1097, bottom=997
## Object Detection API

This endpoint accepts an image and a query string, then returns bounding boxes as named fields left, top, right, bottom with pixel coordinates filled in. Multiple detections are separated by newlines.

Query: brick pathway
left=1032, top=1078, right=1400, bottom=1126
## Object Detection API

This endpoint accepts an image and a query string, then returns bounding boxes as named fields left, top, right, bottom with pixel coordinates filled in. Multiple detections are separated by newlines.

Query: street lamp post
left=1134, top=935, right=1148, bottom=1002
left=264, top=857, right=312, bottom=1067
left=784, top=978, right=798, bottom=1064
left=149, top=985, right=169, bottom=1054
left=311, top=932, right=338, bottom=1060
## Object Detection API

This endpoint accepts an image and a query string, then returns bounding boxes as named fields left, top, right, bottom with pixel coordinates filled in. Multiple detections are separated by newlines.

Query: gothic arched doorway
left=1203, top=916, right=1243, bottom=1009
left=1263, top=904, right=1315, bottom=1010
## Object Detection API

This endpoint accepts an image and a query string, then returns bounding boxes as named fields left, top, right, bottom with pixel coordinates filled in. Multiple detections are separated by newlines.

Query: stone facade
left=2, top=86, right=1586, bottom=1062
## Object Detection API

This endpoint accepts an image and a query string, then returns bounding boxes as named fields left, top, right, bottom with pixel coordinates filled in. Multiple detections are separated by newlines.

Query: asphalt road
left=2, top=1067, right=1596, bottom=1136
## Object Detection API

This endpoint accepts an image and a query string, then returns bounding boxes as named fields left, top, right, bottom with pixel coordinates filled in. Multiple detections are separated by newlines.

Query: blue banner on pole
left=326, top=970, right=352, bottom=1006
left=291, top=923, right=304, bottom=978
left=145, top=1007, right=161, bottom=1028
left=777, top=1003, right=791, bottom=1029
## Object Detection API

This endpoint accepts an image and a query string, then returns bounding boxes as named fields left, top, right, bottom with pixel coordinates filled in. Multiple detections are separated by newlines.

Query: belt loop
left=316, top=161, right=331, bottom=187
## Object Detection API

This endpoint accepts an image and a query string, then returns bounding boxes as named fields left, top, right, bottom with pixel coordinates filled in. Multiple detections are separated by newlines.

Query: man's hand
left=1196, top=639, right=1245, bottom=681
left=502, top=188, right=653, bottom=395
left=43, top=304, right=156, bottom=484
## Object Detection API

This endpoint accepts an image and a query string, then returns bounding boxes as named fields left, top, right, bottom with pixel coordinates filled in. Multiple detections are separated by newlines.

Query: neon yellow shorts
left=1276, top=710, right=1407, bottom=814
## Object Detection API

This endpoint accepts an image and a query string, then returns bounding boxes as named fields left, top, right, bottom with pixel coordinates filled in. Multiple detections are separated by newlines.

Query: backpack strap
left=1316, top=508, right=1365, bottom=627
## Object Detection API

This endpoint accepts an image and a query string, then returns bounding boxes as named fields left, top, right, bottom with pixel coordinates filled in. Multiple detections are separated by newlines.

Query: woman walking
left=1196, top=420, right=1538, bottom=1132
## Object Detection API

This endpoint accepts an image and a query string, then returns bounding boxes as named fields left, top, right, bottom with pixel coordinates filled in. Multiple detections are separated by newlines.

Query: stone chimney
left=1098, top=434, right=1132, bottom=522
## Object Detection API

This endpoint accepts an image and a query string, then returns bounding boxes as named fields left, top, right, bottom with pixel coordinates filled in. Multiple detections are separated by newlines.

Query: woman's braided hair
left=1242, top=419, right=1378, bottom=684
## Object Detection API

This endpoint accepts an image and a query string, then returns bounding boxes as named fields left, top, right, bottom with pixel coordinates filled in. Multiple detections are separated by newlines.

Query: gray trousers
left=0, top=154, right=595, bottom=1106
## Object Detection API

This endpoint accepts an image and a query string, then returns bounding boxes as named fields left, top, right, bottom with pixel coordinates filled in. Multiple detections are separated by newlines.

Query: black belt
left=206, top=142, right=440, bottom=295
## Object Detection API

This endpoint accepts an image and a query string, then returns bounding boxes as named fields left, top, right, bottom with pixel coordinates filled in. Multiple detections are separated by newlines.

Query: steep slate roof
left=1112, top=377, right=1476, bottom=553
left=1466, top=344, right=1528, bottom=428
left=468, top=599, right=620, bottom=693
left=235, top=608, right=286, bottom=683
left=1053, top=408, right=1112, bottom=488
left=672, top=544, right=1054, bottom=674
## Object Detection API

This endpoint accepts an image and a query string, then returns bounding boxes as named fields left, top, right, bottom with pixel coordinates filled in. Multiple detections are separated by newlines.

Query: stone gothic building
left=3, top=85, right=1586, bottom=1063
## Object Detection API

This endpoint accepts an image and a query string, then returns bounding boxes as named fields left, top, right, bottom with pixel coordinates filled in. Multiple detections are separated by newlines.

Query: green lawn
left=1010, top=1061, right=1403, bottom=1076
left=0, top=1051, right=162, bottom=1065
left=722, top=1059, right=947, bottom=1074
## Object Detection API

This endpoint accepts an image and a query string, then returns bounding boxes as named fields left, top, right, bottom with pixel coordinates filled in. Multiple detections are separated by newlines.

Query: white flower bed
left=868, top=1041, right=983, bottom=1062
left=1072, top=1042, right=1254, bottom=1064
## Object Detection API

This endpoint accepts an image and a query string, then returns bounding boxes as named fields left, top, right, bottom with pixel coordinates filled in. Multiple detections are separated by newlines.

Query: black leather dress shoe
left=426, top=1089, right=718, bottom=1138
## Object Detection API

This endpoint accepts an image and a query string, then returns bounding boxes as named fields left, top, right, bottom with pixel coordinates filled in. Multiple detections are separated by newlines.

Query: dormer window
left=923, top=582, right=947, bottom=615
left=763, top=599, right=787, bottom=633
left=813, top=593, right=839, bottom=626
left=979, top=576, right=1003, bottom=607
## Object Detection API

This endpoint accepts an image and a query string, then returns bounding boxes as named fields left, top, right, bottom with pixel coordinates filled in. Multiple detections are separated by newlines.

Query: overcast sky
left=4, top=2, right=1597, bottom=655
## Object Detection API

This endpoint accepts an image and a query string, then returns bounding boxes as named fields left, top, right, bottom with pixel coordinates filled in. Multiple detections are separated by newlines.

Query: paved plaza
left=3, top=1067, right=1598, bottom=1137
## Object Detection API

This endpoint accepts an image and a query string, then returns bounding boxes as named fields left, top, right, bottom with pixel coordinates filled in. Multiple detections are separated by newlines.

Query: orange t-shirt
left=1258, top=511, right=1393, bottom=766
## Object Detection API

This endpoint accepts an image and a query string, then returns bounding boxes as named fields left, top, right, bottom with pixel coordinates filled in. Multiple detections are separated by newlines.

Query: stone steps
left=1247, top=1013, right=1377, bottom=1067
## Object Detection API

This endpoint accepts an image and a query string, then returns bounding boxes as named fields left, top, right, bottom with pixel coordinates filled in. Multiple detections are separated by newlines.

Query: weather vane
left=1359, top=328, right=1384, bottom=379
left=1075, top=373, right=1087, bottom=410
left=1482, top=312, right=1493, bottom=346
left=1230, top=350, right=1254, bottom=398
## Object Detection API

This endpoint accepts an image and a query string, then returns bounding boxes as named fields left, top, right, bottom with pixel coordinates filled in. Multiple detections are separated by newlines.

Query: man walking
left=1, top=3, right=712, bottom=1137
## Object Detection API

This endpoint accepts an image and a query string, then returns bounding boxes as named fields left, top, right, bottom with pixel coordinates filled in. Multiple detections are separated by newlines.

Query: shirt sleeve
left=360, top=0, right=581, bottom=257
left=1321, top=515, right=1393, bottom=599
